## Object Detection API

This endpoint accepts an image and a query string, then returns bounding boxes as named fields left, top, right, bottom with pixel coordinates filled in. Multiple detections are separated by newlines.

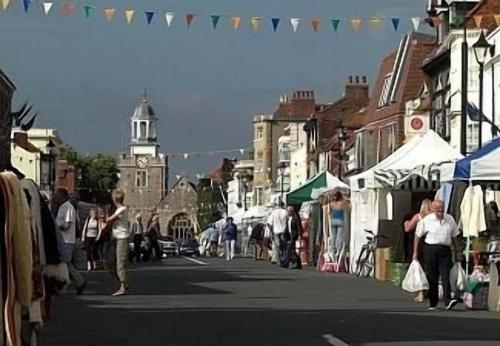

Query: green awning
left=286, top=171, right=348, bottom=205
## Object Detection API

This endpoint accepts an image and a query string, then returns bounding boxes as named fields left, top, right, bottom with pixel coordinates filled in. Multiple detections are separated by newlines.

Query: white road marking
left=322, top=334, right=349, bottom=346
left=182, top=256, right=208, bottom=266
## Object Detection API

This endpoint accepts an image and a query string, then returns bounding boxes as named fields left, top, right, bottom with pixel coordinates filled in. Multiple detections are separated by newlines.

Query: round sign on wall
left=410, top=117, right=424, bottom=130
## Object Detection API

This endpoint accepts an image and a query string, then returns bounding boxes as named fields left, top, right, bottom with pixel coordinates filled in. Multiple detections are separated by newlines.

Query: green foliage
left=196, top=184, right=223, bottom=231
left=61, top=146, right=119, bottom=205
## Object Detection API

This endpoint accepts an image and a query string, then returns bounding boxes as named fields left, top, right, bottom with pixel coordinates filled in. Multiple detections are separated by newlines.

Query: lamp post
left=46, top=139, right=56, bottom=197
left=473, top=30, right=495, bottom=149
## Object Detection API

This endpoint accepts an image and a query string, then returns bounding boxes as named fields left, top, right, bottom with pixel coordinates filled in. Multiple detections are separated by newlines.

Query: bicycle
left=355, top=229, right=388, bottom=278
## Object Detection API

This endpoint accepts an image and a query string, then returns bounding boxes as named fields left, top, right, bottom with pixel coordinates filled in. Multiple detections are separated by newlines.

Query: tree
left=196, top=179, right=224, bottom=231
left=61, top=146, right=119, bottom=205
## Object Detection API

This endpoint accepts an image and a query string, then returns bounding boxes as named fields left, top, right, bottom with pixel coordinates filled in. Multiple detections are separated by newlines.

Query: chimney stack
left=345, top=75, right=369, bottom=102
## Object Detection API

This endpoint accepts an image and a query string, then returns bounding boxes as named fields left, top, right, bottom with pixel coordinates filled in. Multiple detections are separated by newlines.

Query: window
left=140, top=122, right=147, bottom=138
left=278, top=142, right=291, bottom=162
left=467, top=123, right=479, bottom=153
left=136, top=170, right=148, bottom=188
left=378, top=73, right=393, bottom=108
left=255, top=127, right=264, bottom=140
left=387, top=124, right=396, bottom=154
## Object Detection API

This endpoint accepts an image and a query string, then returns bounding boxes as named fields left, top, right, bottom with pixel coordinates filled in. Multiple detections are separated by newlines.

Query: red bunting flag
left=311, top=18, right=321, bottom=32
left=186, top=14, right=194, bottom=28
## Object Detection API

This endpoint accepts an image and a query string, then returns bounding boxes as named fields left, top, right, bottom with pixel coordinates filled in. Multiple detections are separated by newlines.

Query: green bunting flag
left=210, top=15, right=220, bottom=30
left=331, top=19, right=340, bottom=32
left=146, top=11, right=155, bottom=25
left=84, top=5, right=94, bottom=19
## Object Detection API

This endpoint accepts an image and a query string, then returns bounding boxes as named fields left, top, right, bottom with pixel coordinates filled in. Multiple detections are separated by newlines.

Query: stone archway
left=168, top=213, right=195, bottom=241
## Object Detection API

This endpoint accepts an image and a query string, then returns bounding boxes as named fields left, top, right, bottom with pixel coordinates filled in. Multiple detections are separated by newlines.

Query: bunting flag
left=22, top=0, right=30, bottom=13
left=411, top=17, right=420, bottom=31
left=369, top=17, right=384, bottom=31
left=311, top=18, right=321, bottom=32
left=1, top=0, right=10, bottom=11
left=391, top=18, right=400, bottom=31
left=183, top=153, right=189, bottom=160
left=146, top=11, right=155, bottom=25
left=350, top=18, right=363, bottom=32
left=104, top=8, right=115, bottom=21
left=271, top=17, right=280, bottom=32
left=231, top=16, right=241, bottom=30
left=186, top=14, right=194, bottom=28
left=125, top=9, right=135, bottom=24
left=165, top=12, right=174, bottom=27
left=83, top=5, right=93, bottom=19
left=473, top=15, right=483, bottom=28
left=494, top=15, right=500, bottom=27
left=211, top=15, right=220, bottom=30
left=331, top=19, right=341, bottom=32
left=239, top=149, right=245, bottom=155
left=42, top=2, right=53, bottom=15
left=290, top=18, right=300, bottom=33
left=61, top=3, right=74, bottom=16
left=251, top=16, right=262, bottom=32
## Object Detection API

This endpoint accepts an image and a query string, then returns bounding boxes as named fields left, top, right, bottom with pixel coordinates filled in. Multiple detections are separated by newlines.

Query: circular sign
left=410, top=117, right=424, bottom=131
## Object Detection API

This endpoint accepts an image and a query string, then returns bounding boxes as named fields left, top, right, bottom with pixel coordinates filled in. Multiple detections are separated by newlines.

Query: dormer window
left=378, top=73, right=393, bottom=108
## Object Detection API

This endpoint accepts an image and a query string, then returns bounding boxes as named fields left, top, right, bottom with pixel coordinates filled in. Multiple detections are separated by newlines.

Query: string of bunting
left=168, top=148, right=251, bottom=160
left=0, top=0, right=437, bottom=32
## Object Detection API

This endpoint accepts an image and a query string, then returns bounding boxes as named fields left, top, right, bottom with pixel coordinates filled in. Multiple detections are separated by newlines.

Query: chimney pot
left=362, top=76, right=367, bottom=84
left=349, top=76, right=353, bottom=84
left=355, top=76, right=360, bottom=84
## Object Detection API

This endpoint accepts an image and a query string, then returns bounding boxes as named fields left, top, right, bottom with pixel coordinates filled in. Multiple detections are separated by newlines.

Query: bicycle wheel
left=355, top=247, right=369, bottom=277
left=360, top=250, right=374, bottom=278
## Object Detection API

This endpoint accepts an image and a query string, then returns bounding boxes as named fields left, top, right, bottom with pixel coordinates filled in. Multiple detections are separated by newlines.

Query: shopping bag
left=450, top=262, right=467, bottom=293
left=402, top=260, right=429, bottom=292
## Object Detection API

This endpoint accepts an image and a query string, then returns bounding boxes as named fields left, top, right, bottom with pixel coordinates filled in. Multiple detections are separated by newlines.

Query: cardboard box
left=375, top=247, right=391, bottom=281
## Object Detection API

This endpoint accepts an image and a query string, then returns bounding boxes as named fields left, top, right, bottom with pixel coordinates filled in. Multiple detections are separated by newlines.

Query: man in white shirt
left=268, top=201, right=289, bottom=266
left=414, top=200, right=460, bottom=310
left=54, top=188, right=86, bottom=295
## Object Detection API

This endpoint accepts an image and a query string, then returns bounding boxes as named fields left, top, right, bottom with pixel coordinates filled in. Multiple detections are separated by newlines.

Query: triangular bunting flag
left=186, top=14, right=194, bottom=28
left=311, top=18, right=321, bottom=32
left=411, top=17, right=420, bottom=31
left=84, top=5, right=94, bottom=19
left=146, top=11, right=155, bottom=25
left=61, top=3, right=74, bottom=16
left=251, top=17, right=262, bottom=32
left=211, top=15, right=221, bottom=30
left=231, top=16, right=241, bottom=30
left=330, top=19, right=341, bottom=32
left=165, top=12, right=174, bottom=27
left=42, top=2, right=53, bottom=15
left=350, top=18, right=363, bottom=32
left=391, top=18, right=400, bottom=31
left=369, top=17, right=384, bottom=31
left=1, top=0, right=10, bottom=11
left=183, top=153, right=189, bottom=160
left=271, top=17, right=280, bottom=32
left=125, top=9, right=135, bottom=24
left=22, top=0, right=30, bottom=13
left=473, top=15, right=483, bottom=28
left=104, top=8, right=115, bottom=21
left=290, top=18, right=301, bottom=33
left=494, top=15, right=500, bottom=27
left=239, top=149, right=245, bottom=155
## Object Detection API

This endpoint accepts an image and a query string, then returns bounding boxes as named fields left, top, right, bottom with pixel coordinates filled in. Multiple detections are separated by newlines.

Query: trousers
left=225, top=239, right=236, bottom=260
left=64, top=243, right=85, bottom=288
left=424, top=244, right=452, bottom=307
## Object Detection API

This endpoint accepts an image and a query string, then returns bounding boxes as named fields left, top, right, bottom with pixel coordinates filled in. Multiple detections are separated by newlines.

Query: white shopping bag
left=402, top=260, right=429, bottom=292
left=450, top=262, right=467, bottom=293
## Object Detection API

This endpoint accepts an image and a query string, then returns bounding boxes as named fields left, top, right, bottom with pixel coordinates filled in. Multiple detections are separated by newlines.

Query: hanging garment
left=460, top=185, right=487, bottom=238
left=435, top=183, right=453, bottom=213
left=448, top=181, right=468, bottom=224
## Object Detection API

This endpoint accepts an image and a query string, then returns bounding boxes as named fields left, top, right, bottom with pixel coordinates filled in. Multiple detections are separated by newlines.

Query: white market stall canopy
left=453, top=137, right=500, bottom=181
left=349, top=130, right=463, bottom=191
left=242, top=205, right=269, bottom=220
left=286, top=171, right=349, bottom=205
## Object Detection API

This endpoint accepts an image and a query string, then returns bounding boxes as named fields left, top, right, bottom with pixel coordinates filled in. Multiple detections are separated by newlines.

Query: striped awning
left=374, top=162, right=447, bottom=187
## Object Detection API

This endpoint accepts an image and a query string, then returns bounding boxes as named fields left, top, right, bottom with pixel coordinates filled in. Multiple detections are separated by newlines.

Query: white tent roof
left=311, top=174, right=350, bottom=199
left=349, top=130, right=462, bottom=191
left=242, top=205, right=270, bottom=220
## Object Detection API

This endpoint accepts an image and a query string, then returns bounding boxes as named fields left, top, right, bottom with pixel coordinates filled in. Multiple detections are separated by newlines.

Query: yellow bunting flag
left=61, top=3, right=75, bottom=16
left=473, top=15, right=483, bottom=28
left=125, top=9, right=135, bottom=24
left=369, top=17, right=384, bottom=31
left=104, top=8, right=116, bottom=21
left=350, top=18, right=363, bottom=32
left=251, top=16, right=262, bottom=32
left=1, top=0, right=10, bottom=11
left=231, top=16, right=241, bottom=30
left=494, top=15, right=500, bottom=27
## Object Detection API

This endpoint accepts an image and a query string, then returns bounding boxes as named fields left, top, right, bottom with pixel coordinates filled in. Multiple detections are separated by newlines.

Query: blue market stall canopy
left=286, top=171, right=349, bottom=205
left=454, top=137, right=500, bottom=181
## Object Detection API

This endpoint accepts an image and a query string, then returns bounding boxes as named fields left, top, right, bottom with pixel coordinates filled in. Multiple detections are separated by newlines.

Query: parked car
left=178, top=239, right=200, bottom=257
left=158, top=236, right=178, bottom=257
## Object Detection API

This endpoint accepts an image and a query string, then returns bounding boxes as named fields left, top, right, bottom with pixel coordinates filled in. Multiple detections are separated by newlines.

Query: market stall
left=286, top=171, right=349, bottom=205
left=349, top=130, right=463, bottom=277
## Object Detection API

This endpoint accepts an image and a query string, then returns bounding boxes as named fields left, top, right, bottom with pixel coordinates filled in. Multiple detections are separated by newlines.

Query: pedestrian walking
left=147, top=215, right=162, bottom=261
left=268, top=201, right=289, bottom=266
left=81, top=208, right=100, bottom=271
left=224, top=217, right=238, bottom=261
left=131, top=214, right=144, bottom=264
left=106, top=189, right=131, bottom=296
left=287, top=207, right=303, bottom=269
left=208, top=226, right=219, bottom=257
left=215, top=215, right=227, bottom=256
left=53, top=188, right=86, bottom=295
left=413, top=200, right=461, bottom=311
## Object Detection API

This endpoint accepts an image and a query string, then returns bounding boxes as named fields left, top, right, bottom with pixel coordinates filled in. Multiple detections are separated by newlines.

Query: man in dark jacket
left=286, top=207, right=303, bottom=269
left=224, top=217, right=238, bottom=261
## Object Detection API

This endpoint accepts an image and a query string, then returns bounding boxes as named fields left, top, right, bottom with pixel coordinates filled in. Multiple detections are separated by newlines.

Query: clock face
left=136, top=156, right=150, bottom=169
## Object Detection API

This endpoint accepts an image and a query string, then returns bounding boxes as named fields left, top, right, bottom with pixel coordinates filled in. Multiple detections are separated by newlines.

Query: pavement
left=40, top=257, right=500, bottom=346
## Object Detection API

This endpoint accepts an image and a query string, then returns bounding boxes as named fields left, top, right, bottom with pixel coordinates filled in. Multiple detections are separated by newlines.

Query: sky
left=0, top=0, right=428, bottom=179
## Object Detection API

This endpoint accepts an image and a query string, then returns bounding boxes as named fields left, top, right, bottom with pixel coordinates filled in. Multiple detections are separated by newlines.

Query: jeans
left=225, top=239, right=236, bottom=260
left=277, top=233, right=289, bottom=266
left=63, top=243, right=85, bottom=288
left=424, top=244, right=452, bottom=307
left=133, top=234, right=143, bottom=263
left=330, top=219, right=344, bottom=259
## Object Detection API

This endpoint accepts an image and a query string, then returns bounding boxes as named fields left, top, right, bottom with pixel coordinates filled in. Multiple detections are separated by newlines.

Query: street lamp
left=46, top=139, right=56, bottom=196
left=473, top=30, right=495, bottom=149
left=277, top=161, right=287, bottom=203
left=241, top=173, right=250, bottom=211
left=336, top=123, right=348, bottom=179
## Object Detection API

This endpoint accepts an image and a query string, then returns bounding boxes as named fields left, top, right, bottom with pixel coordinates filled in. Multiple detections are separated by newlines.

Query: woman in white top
left=106, top=189, right=130, bottom=296
left=82, top=208, right=100, bottom=271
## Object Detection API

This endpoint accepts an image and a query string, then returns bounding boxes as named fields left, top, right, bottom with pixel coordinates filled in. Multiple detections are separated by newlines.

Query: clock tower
left=117, top=94, right=168, bottom=217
